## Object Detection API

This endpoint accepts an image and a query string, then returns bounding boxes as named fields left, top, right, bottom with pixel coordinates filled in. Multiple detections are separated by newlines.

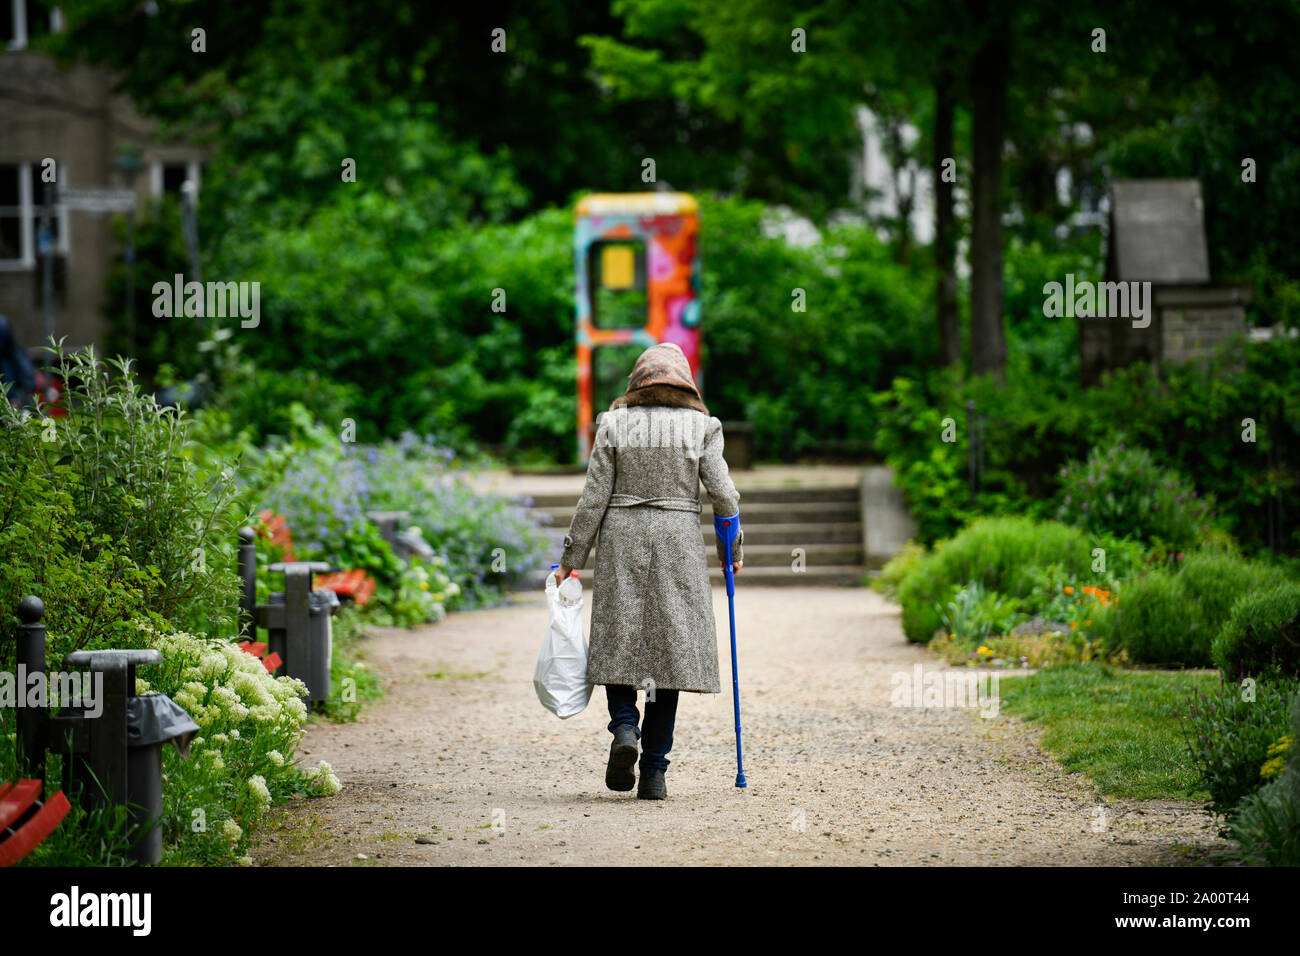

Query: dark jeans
left=606, top=684, right=680, bottom=773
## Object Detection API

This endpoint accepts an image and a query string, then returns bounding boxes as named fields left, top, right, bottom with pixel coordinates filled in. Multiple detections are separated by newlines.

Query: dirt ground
left=251, top=586, right=1225, bottom=866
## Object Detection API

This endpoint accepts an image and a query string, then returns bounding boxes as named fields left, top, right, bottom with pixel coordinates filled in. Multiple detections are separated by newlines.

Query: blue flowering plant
left=248, top=425, right=550, bottom=617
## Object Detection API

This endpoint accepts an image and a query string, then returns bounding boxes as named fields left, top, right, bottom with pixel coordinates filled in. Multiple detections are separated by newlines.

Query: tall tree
left=966, top=0, right=1011, bottom=380
left=933, top=69, right=961, bottom=368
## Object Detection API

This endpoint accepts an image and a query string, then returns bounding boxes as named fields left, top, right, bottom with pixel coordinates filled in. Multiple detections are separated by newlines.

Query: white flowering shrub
left=302, top=760, right=342, bottom=796
left=136, top=624, right=338, bottom=864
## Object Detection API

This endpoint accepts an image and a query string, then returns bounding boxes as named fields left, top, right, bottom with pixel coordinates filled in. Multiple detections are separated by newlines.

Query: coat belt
left=608, top=493, right=702, bottom=513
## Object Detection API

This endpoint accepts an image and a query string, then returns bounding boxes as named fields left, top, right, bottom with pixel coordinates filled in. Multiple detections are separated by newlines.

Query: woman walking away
left=556, top=342, right=742, bottom=800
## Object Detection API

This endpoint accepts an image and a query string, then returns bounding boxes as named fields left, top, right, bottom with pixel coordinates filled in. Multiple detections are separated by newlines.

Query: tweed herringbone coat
left=560, top=383, right=742, bottom=695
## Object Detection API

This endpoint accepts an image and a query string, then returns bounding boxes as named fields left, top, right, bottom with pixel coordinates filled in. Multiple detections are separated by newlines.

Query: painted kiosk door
left=574, top=193, right=702, bottom=462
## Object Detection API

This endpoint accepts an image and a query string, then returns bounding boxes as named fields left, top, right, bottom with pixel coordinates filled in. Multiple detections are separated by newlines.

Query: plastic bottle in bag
left=558, top=570, right=582, bottom=607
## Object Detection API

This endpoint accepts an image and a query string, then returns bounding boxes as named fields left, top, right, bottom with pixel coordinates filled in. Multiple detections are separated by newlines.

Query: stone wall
left=1157, top=286, right=1250, bottom=365
left=1078, top=284, right=1250, bottom=385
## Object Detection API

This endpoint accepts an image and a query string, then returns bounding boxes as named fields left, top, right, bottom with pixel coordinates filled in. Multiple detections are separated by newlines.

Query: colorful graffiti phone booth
left=574, top=192, right=701, bottom=462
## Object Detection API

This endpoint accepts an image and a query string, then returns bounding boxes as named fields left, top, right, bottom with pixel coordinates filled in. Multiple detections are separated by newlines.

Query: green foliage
left=0, top=349, right=333, bottom=866
left=939, top=581, right=1023, bottom=643
left=0, top=451, right=157, bottom=672
left=1227, top=770, right=1300, bottom=866
left=896, top=517, right=1099, bottom=642
left=1057, top=444, right=1214, bottom=552
left=319, top=606, right=383, bottom=722
left=0, top=346, right=246, bottom=668
left=1227, top=691, right=1300, bottom=866
left=1181, top=678, right=1298, bottom=817
left=199, top=351, right=363, bottom=452
left=873, top=540, right=926, bottom=599
left=46, top=348, right=246, bottom=635
left=150, top=187, right=933, bottom=464
left=872, top=376, right=974, bottom=543
left=876, top=335, right=1300, bottom=555
left=1213, top=583, right=1300, bottom=681
left=701, top=200, right=931, bottom=460
left=1000, top=234, right=1099, bottom=386
left=1110, top=551, right=1290, bottom=667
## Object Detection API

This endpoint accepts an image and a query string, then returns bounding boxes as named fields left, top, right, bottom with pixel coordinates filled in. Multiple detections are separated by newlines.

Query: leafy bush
left=0, top=346, right=247, bottom=668
left=201, top=348, right=363, bottom=450
left=871, top=335, right=1300, bottom=555
left=1110, top=551, right=1290, bottom=666
left=1228, top=767, right=1300, bottom=865
left=871, top=375, right=977, bottom=544
left=177, top=192, right=935, bottom=463
left=1100, top=567, right=1189, bottom=664
left=702, top=199, right=931, bottom=460
left=1057, top=444, right=1214, bottom=552
left=1226, top=690, right=1300, bottom=865
left=1181, top=678, right=1299, bottom=817
left=874, top=540, right=926, bottom=599
left=0, top=350, right=336, bottom=866
left=939, top=582, right=1023, bottom=643
left=896, top=517, right=1100, bottom=642
left=1213, top=583, right=1300, bottom=680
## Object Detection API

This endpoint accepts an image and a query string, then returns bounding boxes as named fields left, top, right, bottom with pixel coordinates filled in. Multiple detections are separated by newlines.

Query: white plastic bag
left=534, top=570, right=592, bottom=718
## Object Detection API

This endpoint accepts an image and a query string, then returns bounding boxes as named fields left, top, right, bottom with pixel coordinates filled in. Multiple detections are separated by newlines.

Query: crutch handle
left=713, top=513, right=740, bottom=598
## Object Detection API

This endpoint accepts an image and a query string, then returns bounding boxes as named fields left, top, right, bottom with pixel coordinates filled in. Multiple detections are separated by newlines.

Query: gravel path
left=252, top=586, right=1224, bottom=866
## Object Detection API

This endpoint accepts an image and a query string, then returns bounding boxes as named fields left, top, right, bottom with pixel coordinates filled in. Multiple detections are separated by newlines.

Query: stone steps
left=524, top=485, right=861, bottom=508
left=518, top=472, right=879, bottom=588
left=542, top=540, right=864, bottom=569
left=534, top=501, right=862, bottom=527
left=538, top=520, right=866, bottom=547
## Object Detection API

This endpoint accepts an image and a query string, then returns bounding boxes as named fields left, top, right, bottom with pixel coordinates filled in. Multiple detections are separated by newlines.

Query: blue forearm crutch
left=714, top=512, right=747, bottom=788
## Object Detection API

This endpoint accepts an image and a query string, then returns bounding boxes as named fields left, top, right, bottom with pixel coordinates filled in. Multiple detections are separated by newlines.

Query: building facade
left=1, top=1, right=203, bottom=353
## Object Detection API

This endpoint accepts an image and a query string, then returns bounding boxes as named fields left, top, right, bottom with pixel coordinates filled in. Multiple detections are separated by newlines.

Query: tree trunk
left=967, top=0, right=1010, bottom=381
left=886, top=119, right=913, bottom=264
left=933, top=73, right=961, bottom=368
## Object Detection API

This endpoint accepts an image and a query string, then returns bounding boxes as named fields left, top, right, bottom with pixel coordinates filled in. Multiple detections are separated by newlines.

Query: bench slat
left=0, top=779, right=40, bottom=831
left=0, top=789, right=71, bottom=867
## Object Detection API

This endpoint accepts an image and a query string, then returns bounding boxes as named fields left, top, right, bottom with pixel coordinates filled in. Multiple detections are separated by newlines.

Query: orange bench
left=256, top=510, right=377, bottom=607
left=0, top=779, right=71, bottom=867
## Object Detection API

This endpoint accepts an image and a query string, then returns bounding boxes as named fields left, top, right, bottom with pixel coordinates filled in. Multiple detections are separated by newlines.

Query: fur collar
left=609, top=384, right=710, bottom=416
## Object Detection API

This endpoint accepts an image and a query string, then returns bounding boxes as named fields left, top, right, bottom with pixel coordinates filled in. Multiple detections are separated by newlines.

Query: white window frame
left=0, top=161, right=72, bottom=272
left=6, top=2, right=63, bottom=49
left=6, top=0, right=28, bottom=50
left=151, top=159, right=203, bottom=201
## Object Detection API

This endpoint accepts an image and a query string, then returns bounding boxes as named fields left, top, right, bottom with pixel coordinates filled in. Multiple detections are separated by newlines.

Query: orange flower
left=1063, top=586, right=1074, bottom=595
left=1069, top=621, right=1078, bottom=629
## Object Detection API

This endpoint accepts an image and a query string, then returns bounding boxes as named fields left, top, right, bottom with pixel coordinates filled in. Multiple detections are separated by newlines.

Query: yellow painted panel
left=601, top=244, right=636, bottom=289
